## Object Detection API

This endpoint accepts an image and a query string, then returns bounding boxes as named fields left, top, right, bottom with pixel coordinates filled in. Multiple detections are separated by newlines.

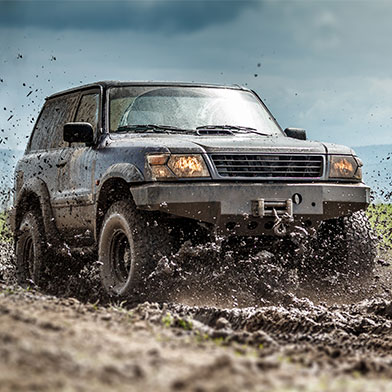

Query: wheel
left=302, top=211, right=377, bottom=287
left=98, top=200, right=173, bottom=299
left=15, top=210, right=47, bottom=287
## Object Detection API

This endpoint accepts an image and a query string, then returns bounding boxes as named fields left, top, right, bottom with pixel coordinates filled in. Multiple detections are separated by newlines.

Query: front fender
left=98, top=163, right=144, bottom=190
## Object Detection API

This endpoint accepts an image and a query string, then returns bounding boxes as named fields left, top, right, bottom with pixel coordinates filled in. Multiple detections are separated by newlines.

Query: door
left=52, top=90, right=101, bottom=245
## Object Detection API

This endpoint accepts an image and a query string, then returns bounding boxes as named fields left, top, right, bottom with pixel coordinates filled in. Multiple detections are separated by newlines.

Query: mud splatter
left=2, top=222, right=392, bottom=391
left=148, top=237, right=300, bottom=307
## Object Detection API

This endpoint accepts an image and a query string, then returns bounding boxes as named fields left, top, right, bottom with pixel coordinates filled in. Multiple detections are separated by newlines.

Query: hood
left=322, top=142, right=356, bottom=156
left=109, top=133, right=328, bottom=154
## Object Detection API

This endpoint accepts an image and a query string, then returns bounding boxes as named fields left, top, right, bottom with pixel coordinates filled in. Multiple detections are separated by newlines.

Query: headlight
left=329, top=155, right=362, bottom=180
left=147, top=153, right=210, bottom=179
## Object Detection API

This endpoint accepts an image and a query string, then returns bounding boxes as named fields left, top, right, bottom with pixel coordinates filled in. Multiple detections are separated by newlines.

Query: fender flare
left=14, top=178, right=60, bottom=245
left=98, top=163, right=144, bottom=188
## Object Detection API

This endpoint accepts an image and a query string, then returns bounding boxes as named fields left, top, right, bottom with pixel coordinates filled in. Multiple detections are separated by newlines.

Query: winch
left=252, top=199, right=294, bottom=236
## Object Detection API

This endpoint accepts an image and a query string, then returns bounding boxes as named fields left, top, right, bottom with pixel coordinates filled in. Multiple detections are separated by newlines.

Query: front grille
left=210, top=154, right=323, bottom=178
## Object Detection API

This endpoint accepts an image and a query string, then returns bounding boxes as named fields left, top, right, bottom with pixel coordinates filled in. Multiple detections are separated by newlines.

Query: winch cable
left=272, top=208, right=294, bottom=237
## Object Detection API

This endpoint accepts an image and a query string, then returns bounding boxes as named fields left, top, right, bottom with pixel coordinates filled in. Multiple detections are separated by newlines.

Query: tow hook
left=272, top=208, right=294, bottom=237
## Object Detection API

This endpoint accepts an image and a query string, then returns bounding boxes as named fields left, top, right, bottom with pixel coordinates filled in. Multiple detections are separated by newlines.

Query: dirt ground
left=1, top=240, right=392, bottom=392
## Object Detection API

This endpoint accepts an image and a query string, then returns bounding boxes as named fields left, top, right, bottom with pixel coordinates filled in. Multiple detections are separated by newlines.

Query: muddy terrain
left=1, top=237, right=392, bottom=392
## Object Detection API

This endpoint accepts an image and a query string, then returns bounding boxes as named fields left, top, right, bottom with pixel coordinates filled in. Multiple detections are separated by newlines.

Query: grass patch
left=175, top=317, right=193, bottom=331
left=162, top=312, right=173, bottom=328
left=0, top=211, right=11, bottom=242
left=161, top=313, right=193, bottom=331
left=367, top=204, right=392, bottom=249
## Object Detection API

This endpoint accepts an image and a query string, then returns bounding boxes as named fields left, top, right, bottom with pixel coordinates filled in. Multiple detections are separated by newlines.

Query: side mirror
left=284, top=127, right=307, bottom=140
left=64, top=122, right=94, bottom=145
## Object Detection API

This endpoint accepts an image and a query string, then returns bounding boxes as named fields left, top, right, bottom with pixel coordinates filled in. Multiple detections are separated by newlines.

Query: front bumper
left=131, top=182, right=370, bottom=234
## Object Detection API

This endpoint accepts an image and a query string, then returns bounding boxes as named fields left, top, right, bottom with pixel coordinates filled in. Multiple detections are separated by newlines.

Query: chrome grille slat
left=215, top=165, right=322, bottom=169
left=217, top=170, right=321, bottom=173
left=214, top=159, right=321, bottom=162
left=210, top=154, right=323, bottom=178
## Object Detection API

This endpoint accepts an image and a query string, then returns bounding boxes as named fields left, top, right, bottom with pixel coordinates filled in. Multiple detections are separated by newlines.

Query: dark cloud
left=0, top=0, right=260, bottom=33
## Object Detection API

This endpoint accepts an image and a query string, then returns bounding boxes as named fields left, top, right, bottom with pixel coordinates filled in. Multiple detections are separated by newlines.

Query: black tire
left=302, top=211, right=377, bottom=286
left=98, top=200, right=173, bottom=299
left=15, top=210, right=47, bottom=287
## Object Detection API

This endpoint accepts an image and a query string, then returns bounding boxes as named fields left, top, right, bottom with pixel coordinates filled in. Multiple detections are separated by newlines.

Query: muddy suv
left=11, top=81, right=376, bottom=298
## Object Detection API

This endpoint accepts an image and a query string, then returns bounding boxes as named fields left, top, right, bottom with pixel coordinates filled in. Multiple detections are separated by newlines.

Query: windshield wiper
left=196, top=125, right=270, bottom=136
left=116, top=124, right=194, bottom=134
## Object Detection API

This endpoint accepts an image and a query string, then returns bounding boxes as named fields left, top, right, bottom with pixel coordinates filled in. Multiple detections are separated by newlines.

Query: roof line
left=47, top=80, right=249, bottom=99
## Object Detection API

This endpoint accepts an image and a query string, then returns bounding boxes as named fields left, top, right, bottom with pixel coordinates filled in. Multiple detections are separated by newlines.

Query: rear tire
left=15, top=210, right=47, bottom=287
left=98, top=200, right=173, bottom=300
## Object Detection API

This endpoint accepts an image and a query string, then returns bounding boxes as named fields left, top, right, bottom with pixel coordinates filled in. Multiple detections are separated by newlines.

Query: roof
left=47, top=80, right=249, bottom=100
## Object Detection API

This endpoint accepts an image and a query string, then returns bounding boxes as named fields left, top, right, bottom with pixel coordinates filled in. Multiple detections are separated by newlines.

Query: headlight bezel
left=147, top=153, right=210, bottom=180
left=328, top=155, right=362, bottom=181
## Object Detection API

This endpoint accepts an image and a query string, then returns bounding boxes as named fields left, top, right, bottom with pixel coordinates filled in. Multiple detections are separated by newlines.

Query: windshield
left=108, top=86, right=282, bottom=135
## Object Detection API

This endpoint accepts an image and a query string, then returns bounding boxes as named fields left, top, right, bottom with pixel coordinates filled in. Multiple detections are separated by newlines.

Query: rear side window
left=29, top=94, right=78, bottom=151
left=74, top=93, right=99, bottom=133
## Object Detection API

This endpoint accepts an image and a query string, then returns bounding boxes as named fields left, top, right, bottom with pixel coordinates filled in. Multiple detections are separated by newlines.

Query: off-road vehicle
left=10, top=81, right=376, bottom=298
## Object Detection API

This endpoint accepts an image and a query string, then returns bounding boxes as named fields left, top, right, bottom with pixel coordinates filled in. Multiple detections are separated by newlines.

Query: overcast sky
left=1, top=0, right=392, bottom=150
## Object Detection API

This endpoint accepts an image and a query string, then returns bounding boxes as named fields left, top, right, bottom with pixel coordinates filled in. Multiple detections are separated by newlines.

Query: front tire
left=98, top=200, right=173, bottom=300
left=303, top=211, right=377, bottom=287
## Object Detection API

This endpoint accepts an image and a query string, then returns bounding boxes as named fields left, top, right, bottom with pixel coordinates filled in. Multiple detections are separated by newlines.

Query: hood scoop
left=196, top=129, right=234, bottom=136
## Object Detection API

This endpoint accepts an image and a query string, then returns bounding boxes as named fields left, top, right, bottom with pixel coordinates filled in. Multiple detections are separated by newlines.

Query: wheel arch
left=95, top=177, right=136, bottom=241
left=13, top=178, right=60, bottom=244
left=14, top=190, right=41, bottom=233
left=95, top=164, right=144, bottom=241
